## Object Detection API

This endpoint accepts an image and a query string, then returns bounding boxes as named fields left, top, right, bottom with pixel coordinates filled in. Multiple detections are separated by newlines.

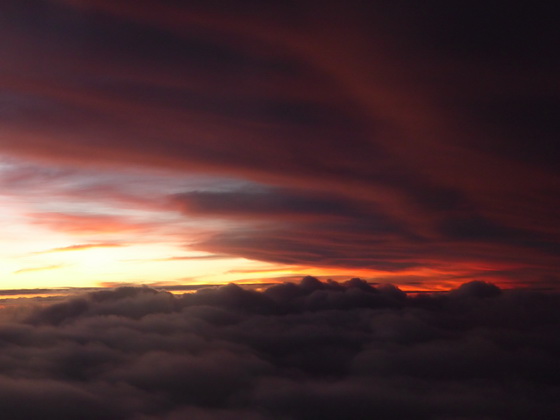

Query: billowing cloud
left=1, top=278, right=559, bottom=418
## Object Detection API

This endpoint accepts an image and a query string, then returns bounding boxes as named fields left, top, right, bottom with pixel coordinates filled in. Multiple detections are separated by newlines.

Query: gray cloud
left=1, top=279, right=559, bottom=418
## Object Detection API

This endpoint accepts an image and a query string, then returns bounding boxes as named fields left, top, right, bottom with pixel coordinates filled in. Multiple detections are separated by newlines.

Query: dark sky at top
left=0, top=0, right=558, bottom=289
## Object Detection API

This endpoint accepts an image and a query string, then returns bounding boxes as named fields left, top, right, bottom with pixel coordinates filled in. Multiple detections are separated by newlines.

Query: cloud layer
left=1, top=278, right=559, bottom=418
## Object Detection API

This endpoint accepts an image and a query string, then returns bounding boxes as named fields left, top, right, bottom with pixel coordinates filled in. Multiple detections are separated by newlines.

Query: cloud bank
left=1, top=278, right=559, bottom=419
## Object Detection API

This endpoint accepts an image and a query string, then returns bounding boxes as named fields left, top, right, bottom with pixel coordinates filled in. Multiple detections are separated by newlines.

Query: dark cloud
left=1, top=279, right=560, bottom=418
left=197, top=226, right=423, bottom=271
left=165, top=174, right=560, bottom=285
left=172, top=188, right=358, bottom=219
left=379, top=1, right=559, bottom=67
left=461, top=93, right=560, bottom=170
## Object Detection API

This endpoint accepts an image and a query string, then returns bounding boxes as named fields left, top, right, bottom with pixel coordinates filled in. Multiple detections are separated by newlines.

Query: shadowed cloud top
left=1, top=278, right=560, bottom=418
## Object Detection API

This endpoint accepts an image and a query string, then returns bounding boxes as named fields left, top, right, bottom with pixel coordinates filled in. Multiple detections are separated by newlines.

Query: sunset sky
left=2, top=2, right=560, bottom=419
left=1, top=0, right=558, bottom=292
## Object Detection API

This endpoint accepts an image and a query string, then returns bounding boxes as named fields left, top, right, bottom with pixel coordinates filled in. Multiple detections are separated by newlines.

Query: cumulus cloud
left=1, top=278, right=559, bottom=418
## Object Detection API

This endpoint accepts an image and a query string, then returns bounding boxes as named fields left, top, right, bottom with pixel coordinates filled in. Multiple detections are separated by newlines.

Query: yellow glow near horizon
left=0, top=159, right=487, bottom=293
left=0, top=201, right=311, bottom=290
left=1, top=239, right=278, bottom=289
left=1, top=220, right=485, bottom=292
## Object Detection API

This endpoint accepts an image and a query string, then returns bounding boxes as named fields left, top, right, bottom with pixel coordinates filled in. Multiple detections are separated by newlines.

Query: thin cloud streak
left=122, top=254, right=235, bottom=263
left=32, top=243, right=125, bottom=254
left=14, top=264, right=66, bottom=274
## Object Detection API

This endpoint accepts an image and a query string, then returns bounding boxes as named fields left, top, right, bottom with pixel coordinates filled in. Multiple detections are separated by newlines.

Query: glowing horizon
left=0, top=154, right=555, bottom=292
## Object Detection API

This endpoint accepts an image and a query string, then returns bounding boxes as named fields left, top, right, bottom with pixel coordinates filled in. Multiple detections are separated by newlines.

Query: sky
left=0, top=0, right=559, bottom=292
left=1, top=2, right=560, bottom=419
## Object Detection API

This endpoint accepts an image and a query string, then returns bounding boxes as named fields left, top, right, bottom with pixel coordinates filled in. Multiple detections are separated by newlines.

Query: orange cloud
left=34, top=243, right=125, bottom=254
left=15, top=264, right=66, bottom=274
left=27, top=212, right=153, bottom=235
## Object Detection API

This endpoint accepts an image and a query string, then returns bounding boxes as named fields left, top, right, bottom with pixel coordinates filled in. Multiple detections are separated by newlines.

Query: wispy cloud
left=14, top=264, right=66, bottom=274
left=122, top=254, right=234, bottom=263
left=28, top=212, right=154, bottom=235
left=33, top=242, right=125, bottom=254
